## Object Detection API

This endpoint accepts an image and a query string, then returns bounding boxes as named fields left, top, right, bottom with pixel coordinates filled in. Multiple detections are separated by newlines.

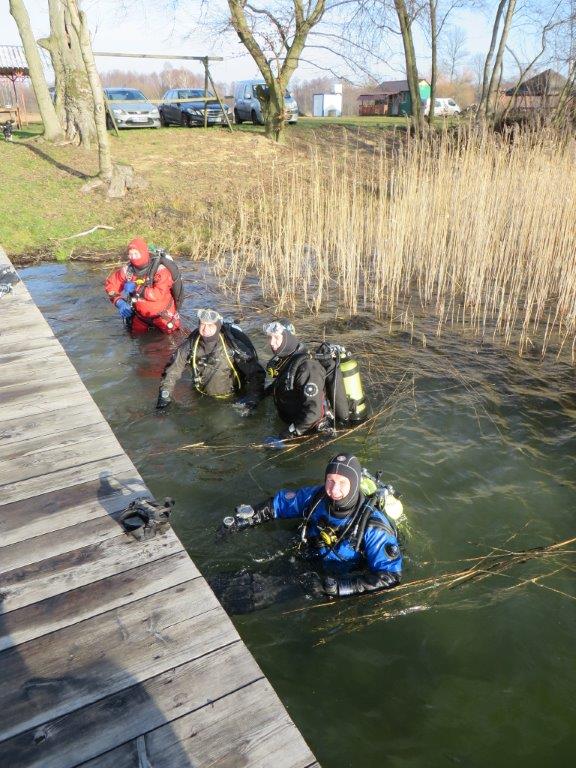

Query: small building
left=0, top=45, right=52, bottom=126
left=358, top=78, right=430, bottom=117
left=504, top=69, right=572, bottom=112
left=313, top=83, right=343, bottom=117
left=357, top=93, right=390, bottom=116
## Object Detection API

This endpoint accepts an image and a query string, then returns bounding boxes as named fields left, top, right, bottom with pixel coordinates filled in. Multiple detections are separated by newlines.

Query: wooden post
left=206, top=67, right=233, bottom=132
left=203, top=57, right=209, bottom=129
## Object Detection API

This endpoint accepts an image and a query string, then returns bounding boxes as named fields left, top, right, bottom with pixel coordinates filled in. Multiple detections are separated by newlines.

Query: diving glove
left=116, top=299, right=133, bottom=320
left=323, top=571, right=400, bottom=597
left=221, top=499, right=274, bottom=532
left=156, top=389, right=171, bottom=410
left=122, top=281, right=136, bottom=298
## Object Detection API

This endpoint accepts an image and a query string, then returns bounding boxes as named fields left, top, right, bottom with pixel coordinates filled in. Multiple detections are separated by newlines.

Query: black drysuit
left=267, top=345, right=327, bottom=435
left=160, top=325, right=265, bottom=401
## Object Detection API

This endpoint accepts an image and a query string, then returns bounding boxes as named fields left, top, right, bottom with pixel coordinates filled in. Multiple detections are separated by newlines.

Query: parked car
left=158, top=89, right=231, bottom=127
left=103, top=88, right=160, bottom=129
left=425, top=97, right=461, bottom=117
left=233, top=79, right=299, bottom=125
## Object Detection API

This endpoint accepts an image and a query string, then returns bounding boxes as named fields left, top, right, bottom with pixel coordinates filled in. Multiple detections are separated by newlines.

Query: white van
left=233, top=79, right=299, bottom=125
left=425, top=97, right=461, bottom=116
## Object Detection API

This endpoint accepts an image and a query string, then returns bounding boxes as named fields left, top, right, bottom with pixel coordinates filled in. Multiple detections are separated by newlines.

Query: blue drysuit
left=272, top=485, right=402, bottom=583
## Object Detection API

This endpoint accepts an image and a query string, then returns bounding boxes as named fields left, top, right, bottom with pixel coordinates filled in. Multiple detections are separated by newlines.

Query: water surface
left=20, top=262, right=576, bottom=768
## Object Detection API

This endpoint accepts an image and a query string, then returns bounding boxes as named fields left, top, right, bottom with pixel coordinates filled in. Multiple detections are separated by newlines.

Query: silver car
left=104, top=88, right=161, bottom=129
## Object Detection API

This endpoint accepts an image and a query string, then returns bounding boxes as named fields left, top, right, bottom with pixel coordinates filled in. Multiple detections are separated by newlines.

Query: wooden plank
left=0, top=641, right=263, bottom=768
left=0, top=508, right=135, bottom=574
left=0, top=404, right=105, bottom=448
left=0, top=465, right=147, bottom=544
left=78, top=678, right=317, bottom=768
left=0, top=551, right=198, bottom=650
left=0, top=425, right=120, bottom=486
left=0, top=528, right=184, bottom=613
left=0, top=452, right=135, bottom=506
left=0, top=377, right=90, bottom=423
left=0, top=337, right=62, bottom=364
left=0, top=580, right=236, bottom=742
left=0, top=327, right=60, bottom=351
left=0, top=356, right=79, bottom=390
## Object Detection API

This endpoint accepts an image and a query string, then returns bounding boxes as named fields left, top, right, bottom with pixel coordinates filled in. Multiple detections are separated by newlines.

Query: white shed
left=313, top=87, right=343, bottom=117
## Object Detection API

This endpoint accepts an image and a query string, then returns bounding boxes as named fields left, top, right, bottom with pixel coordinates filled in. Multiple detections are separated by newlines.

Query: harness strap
left=191, top=334, right=241, bottom=393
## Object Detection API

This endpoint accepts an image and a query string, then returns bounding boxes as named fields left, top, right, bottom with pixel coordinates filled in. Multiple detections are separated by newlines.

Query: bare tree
left=65, top=1, right=113, bottom=182
left=477, top=0, right=518, bottom=120
left=393, top=0, right=426, bottom=132
left=226, top=1, right=327, bottom=141
left=9, top=0, right=63, bottom=142
left=441, top=25, right=468, bottom=81
left=38, top=0, right=98, bottom=147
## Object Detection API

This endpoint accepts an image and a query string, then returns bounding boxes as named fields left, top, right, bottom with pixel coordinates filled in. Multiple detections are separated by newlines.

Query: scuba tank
left=339, top=355, right=367, bottom=422
left=314, top=342, right=367, bottom=423
left=360, top=468, right=405, bottom=528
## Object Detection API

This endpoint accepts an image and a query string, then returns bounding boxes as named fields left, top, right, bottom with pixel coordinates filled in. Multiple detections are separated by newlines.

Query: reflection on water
left=21, top=262, right=576, bottom=768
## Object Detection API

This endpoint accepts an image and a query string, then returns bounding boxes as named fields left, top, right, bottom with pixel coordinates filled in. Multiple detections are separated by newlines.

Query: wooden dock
left=0, top=248, right=319, bottom=768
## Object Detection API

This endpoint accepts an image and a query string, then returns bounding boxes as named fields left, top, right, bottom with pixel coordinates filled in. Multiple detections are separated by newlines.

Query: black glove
left=156, top=388, right=171, bottom=410
left=323, top=571, right=400, bottom=597
left=221, top=499, right=274, bottom=532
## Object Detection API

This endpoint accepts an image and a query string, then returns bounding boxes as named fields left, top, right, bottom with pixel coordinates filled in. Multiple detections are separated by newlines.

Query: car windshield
left=252, top=84, right=293, bottom=99
left=177, top=90, right=211, bottom=99
left=106, top=89, right=147, bottom=101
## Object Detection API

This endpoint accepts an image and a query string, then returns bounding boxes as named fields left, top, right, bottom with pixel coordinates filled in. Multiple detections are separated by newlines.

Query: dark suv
left=159, top=89, right=230, bottom=127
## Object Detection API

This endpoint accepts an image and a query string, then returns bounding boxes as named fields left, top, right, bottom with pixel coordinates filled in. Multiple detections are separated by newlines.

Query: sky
left=0, top=0, right=545, bottom=86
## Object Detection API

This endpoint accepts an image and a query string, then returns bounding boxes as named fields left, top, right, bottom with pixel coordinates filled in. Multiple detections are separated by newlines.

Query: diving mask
left=197, top=308, right=223, bottom=324
left=263, top=320, right=295, bottom=336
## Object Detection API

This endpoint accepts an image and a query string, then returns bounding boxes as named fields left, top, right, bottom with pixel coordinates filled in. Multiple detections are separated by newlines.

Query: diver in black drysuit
left=259, top=322, right=329, bottom=447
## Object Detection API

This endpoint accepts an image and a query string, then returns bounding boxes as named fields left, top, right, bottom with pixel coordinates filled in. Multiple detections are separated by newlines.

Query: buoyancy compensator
left=148, top=245, right=184, bottom=308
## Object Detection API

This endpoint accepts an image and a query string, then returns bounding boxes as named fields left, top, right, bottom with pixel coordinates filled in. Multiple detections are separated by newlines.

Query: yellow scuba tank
left=360, top=470, right=405, bottom=522
left=339, top=357, right=366, bottom=422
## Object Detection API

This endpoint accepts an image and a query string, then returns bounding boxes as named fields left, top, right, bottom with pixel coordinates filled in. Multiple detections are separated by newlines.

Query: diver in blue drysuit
left=224, top=452, right=402, bottom=598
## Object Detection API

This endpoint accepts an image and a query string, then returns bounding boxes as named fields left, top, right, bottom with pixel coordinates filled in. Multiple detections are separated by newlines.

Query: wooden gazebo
left=0, top=45, right=51, bottom=127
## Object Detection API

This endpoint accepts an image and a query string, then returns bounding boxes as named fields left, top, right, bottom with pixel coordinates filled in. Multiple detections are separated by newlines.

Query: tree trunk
left=38, top=0, right=96, bottom=147
left=9, top=0, right=63, bottom=142
left=427, top=0, right=438, bottom=124
left=484, top=0, right=517, bottom=120
left=394, top=0, right=425, bottom=134
left=66, top=2, right=113, bottom=181
left=227, top=0, right=325, bottom=142
left=478, top=0, right=507, bottom=120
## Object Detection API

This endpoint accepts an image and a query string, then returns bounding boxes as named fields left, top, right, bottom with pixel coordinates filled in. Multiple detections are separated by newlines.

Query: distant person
left=221, top=452, right=403, bottom=598
left=104, top=238, right=181, bottom=334
left=260, top=321, right=329, bottom=448
left=156, top=308, right=265, bottom=412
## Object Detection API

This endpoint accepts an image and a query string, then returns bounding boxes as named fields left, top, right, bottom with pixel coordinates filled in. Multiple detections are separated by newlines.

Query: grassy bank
left=1, top=119, right=575, bottom=359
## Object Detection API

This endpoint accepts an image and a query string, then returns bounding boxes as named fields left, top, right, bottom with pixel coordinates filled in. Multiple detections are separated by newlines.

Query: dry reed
left=200, top=126, right=576, bottom=361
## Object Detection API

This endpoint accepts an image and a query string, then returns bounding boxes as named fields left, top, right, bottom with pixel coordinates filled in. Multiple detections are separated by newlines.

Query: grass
left=1, top=118, right=575, bottom=360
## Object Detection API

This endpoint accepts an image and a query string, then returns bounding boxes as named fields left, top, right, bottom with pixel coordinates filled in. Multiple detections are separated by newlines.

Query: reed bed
left=202, top=126, right=576, bottom=361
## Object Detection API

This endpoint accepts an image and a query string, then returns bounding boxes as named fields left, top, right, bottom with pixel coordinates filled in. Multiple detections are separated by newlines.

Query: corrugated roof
left=505, top=69, right=568, bottom=97
left=0, top=45, right=51, bottom=77
left=378, top=78, right=429, bottom=95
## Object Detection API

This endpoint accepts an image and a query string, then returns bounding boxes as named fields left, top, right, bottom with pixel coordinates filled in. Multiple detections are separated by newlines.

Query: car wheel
left=180, top=112, right=190, bottom=128
left=159, top=110, right=168, bottom=127
left=251, top=109, right=263, bottom=126
left=234, top=108, right=243, bottom=125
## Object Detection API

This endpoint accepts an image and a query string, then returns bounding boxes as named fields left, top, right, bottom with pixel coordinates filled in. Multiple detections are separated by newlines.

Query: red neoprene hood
left=127, top=238, right=150, bottom=267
